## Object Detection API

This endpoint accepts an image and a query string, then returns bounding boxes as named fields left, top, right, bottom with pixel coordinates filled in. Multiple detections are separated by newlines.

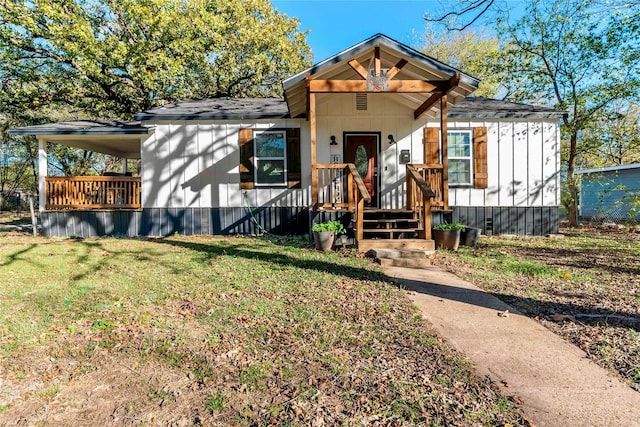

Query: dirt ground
left=432, top=225, right=640, bottom=391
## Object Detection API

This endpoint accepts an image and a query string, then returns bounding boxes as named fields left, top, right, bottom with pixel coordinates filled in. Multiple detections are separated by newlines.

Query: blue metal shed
left=576, top=163, right=640, bottom=222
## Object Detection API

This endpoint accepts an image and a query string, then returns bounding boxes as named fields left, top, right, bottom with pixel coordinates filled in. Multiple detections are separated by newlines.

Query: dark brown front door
left=345, top=134, right=378, bottom=206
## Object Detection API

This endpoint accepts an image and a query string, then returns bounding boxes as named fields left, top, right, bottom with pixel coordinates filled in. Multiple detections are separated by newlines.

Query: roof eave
left=448, top=111, right=568, bottom=120
left=8, top=127, right=152, bottom=136
left=134, top=112, right=290, bottom=121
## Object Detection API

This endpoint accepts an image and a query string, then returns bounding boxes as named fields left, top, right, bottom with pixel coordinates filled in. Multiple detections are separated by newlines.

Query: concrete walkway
left=383, top=265, right=640, bottom=427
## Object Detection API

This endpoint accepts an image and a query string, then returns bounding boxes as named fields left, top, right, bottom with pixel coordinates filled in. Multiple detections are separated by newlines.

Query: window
left=254, top=131, right=286, bottom=186
left=447, top=130, right=473, bottom=185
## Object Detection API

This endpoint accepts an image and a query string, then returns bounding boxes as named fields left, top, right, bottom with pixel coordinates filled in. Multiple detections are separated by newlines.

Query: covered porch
left=10, top=120, right=150, bottom=212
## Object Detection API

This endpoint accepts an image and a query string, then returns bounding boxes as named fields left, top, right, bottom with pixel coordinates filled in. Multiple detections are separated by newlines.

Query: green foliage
left=493, top=0, right=640, bottom=226
left=207, top=392, right=225, bottom=413
left=418, top=24, right=504, bottom=97
left=311, top=220, right=346, bottom=234
left=433, top=222, right=466, bottom=231
left=0, top=0, right=312, bottom=118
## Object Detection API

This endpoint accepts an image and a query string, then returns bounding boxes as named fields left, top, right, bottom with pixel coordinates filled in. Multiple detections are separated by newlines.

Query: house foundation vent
left=356, top=93, right=368, bottom=111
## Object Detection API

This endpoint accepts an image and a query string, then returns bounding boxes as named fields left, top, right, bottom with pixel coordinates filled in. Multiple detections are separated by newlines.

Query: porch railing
left=406, top=164, right=442, bottom=239
left=407, top=164, right=447, bottom=210
left=45, top=176, right=141, bottom=210
left=312, top=164, right=371, bottom=240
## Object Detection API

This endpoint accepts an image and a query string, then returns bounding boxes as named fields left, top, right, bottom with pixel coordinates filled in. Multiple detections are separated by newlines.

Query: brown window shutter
left=424, top=127, right=439, bottom=164
left=286, top=128, right=301, bottom=189
left=239, top=128, right=254, bottom=189
left=473, top=126, right=488, bottom=189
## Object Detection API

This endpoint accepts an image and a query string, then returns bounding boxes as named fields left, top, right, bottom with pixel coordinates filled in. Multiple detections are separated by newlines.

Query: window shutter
left=239, top=128, right=254, bottom=189
left=473, top=126, right=488, bottom=189
left=424, top=127, right=439, bottom=164
left=286, top=128, right=301, bottom=189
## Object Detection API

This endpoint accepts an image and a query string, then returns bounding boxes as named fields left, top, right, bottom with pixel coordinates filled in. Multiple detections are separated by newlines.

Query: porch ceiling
left=283, top=33, right=479, bottom=119
left=8, top=120, right=151, bottom=159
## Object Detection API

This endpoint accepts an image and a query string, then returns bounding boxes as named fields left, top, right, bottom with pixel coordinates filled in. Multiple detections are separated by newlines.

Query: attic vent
left=355, top=93, right=368, bottom=111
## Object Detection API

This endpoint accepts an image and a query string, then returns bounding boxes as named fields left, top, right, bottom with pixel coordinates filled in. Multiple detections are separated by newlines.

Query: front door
left=345, top=134, right=378, bottom=207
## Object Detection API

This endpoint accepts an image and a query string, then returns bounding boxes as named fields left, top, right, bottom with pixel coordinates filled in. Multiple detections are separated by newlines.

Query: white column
left=122, top=157, right=128, bottom=175
left=38, top=139, right=47, bottom=212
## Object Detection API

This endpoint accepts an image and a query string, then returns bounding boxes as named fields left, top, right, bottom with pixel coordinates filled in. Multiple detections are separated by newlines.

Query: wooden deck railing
left=312, top=164, right=371, bottom=240
left=406, top=164, right=441, bottom=239
left=407, top=164, right=446, bottom=210
left=45, top=176, right=141, bottom=210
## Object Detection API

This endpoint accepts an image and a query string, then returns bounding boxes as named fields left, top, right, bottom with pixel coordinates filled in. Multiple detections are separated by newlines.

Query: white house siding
left=442, top=119, right=560, bottom=208
left=141, top=119, right=309, bottom=209
left=314, top=94, right=561, bottom=211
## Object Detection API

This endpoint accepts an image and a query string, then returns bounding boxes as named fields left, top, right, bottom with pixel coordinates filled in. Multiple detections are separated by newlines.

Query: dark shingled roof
left=448, top=97, right=566, bottom=119
left=9, top=120, right=150, bottom=136
left=132, top=97, right=564, bottom=121
left=134, top=98, right=289, bottom=121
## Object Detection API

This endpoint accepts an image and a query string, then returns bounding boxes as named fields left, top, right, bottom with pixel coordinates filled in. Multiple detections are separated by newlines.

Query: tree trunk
left=565, top=132, right=579, bottom=227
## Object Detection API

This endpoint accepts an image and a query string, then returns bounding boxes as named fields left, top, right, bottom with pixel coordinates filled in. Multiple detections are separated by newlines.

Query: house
left=9, top=34, right=564, bottom=248
left=576, top=163, right=640, bottom=223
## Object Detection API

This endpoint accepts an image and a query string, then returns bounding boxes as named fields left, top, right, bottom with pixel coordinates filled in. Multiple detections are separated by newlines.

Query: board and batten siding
left=314, top=93, right=561, bottom=211
left=141, top=120, right=310, bottom=209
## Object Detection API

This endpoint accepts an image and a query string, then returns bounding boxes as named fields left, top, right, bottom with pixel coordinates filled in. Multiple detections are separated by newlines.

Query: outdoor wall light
left=330, top=135, right=338, bottom=145
left=388, top=134, right=396, bottom=145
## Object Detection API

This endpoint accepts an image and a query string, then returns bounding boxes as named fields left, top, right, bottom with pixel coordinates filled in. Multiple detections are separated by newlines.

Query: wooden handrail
left=406, top=164, right=445, bottom=240
left=345, top=164, right=371, bottom=203
left=45, top=176, right=141, bottom=210
left=406, top=165, right=435, bottom=199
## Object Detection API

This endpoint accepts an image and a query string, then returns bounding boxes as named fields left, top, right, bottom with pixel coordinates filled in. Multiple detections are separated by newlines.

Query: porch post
left=38, top=138, right=47, bottom=212
left=440, top=94, right=449, bottom=210
left=121, top=158, right=128, bottom=175
left=310, top=91, right=318, bottom=207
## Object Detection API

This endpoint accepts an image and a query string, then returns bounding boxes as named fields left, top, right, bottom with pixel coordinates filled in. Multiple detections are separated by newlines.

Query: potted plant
left=312, top=220, right=346, bottom=251
left=460, top=225, right=481, bottom=247
left=432, top=222, right=465, bottom=251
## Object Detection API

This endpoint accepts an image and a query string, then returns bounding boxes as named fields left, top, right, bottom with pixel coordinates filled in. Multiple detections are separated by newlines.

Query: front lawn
left=0, top=234, right=525, bottom=426
left=433, top=227, right=640, bottom=391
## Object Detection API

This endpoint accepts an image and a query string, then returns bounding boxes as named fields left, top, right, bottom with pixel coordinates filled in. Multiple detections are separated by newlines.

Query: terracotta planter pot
left=313, top=230, right=335, bottom=251
left=461, top=227, right=481, bottom=247
left=432, top=229, right=461, bottom=251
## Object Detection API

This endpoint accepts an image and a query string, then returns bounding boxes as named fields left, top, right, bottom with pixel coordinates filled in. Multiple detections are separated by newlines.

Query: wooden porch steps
left=360, top=208, right=422, bottom=240
left=357, top=238, right=435, bottom=252
left=356, top=208, right=435, bottom=252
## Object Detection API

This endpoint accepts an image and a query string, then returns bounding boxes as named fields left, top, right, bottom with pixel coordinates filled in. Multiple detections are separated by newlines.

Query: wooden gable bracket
left=348, top=49, right=408, bottom=81
left=308, top=79, right=451, bottom=93
left=413, top=72, right=461, bottom=120
left=386, top=59, right=408, bottom=80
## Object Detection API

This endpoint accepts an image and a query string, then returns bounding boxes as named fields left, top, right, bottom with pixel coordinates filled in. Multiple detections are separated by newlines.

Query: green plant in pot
left=432, top=222, right=465, bottom=251
left=312, top=220, right=346, bottom=251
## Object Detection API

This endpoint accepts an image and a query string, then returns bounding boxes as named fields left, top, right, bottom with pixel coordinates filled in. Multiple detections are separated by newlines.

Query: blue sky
left=271, top=1, right=445, bottom=62
left=271, top=1, right=527, bottom=63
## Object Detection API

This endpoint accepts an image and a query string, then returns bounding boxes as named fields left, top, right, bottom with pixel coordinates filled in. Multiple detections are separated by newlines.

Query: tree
left=580, top=102, right=640, bottom=168
left=495, top=0, right=640, bottom=226
left=0, top=0, right=312, bottom=118
left=418, top=25, right=504, bottom=97
left=424, top=0, right=497, bottom=31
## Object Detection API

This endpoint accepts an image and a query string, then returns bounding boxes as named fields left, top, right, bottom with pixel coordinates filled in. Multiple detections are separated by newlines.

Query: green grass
left=434, top=229, right=640, bottom=390
left=0, top=235, right=526, bottom=425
